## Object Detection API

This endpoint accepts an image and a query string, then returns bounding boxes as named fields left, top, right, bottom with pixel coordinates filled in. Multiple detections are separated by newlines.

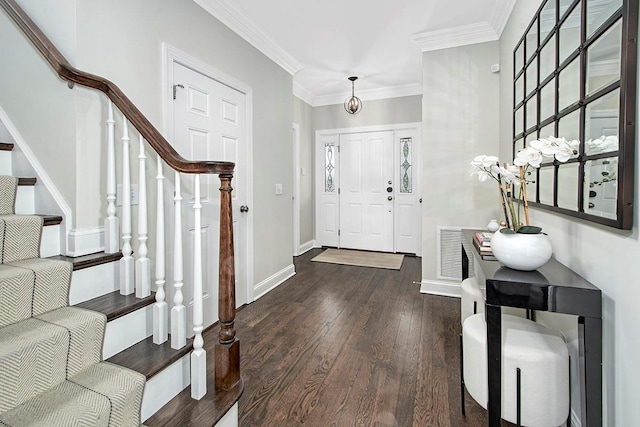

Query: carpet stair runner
left=0, top=175, right=146, bottom=426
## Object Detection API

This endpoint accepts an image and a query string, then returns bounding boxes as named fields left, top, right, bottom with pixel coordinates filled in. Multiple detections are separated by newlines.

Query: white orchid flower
left=471, top=155, right=499, bottom=168
left=514, top=147, right=543, bottom=168
left=553, top=137, right=580, bottom=162
left=470, top=155, right=500, bottom=182
left=497, top=164, right=519, bottom=183
left=530, top=138, right=557, bottom=158
left=588, top=135, right=618, bottom=152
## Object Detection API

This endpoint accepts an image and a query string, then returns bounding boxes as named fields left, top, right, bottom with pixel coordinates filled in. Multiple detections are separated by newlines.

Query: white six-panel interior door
left=315, top=124, right=421, bottom=255
left=164, top=45, right=253, bottom=333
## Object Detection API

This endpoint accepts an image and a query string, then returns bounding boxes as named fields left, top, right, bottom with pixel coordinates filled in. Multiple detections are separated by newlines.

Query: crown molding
left=412, top=21, right=500, bottom=53
left=193, top=0, right=303, bottom=75
left=309, top=83, right=423, bottom=107
left=412, top=0, right=516, bottom=54
left=292, top=81, right=315, bottom=106
left=489, top=0, right=517, bottom=36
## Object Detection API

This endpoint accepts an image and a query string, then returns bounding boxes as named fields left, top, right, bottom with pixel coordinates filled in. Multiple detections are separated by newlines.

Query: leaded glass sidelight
left=400, top=137, right=412, bottom=193
left=324, top=143, right=336, bottom=193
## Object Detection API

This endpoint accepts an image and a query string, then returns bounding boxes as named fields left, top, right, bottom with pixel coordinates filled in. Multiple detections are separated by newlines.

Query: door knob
left=240, top=205, right=249, bottom=213
left=387, top=187, right=393, bottom=193
left=388, top=196, right=393, bottom=201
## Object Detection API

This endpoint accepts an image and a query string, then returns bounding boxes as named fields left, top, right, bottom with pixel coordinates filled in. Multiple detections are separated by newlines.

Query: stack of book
left=473, top=231, right=497, bottom=261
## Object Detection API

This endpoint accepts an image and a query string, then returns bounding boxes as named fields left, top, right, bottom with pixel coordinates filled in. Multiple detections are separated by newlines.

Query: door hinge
left=337, top=145, right=340, bottom=153
left=338, top=229, right=340, bottom=236
left=338, top=187, right=340, bottom=195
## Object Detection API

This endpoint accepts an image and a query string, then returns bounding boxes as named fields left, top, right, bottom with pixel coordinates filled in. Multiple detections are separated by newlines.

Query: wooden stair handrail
left=0, top=0, right=234, bottom=176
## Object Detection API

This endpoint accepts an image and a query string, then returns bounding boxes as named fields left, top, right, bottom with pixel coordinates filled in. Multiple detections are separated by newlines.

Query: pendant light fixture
left=344, top=76, right=363, bottom=115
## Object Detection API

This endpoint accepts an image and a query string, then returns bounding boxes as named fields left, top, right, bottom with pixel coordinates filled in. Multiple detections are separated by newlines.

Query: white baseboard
left=215, top=403, right=238, bottom=427
left=69, top=261, right=119, bottom=305
left=298, top=240, right=315, bottom=255
left=67, top=227, right=105, bottom=257
left=419, top=279, right=462, bottom=298
left=141, top=355, right=190, bottom=422
left=253, top=264, right=295, bottom=300
left=102, top=304, right=153, bottom=359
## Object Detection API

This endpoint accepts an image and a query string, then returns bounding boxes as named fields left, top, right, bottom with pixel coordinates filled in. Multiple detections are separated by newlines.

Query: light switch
left=275, top=183, right=283, bottom=195
left=116, top=184, right=139, bottom=206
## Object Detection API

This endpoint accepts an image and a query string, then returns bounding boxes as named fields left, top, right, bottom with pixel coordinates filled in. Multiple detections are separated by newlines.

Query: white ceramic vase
left=487, top=219, right=500, bottom=232
left=490, top=230, right=552, bottom=271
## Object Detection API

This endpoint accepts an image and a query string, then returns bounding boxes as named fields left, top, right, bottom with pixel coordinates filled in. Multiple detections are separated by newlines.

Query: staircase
left=0, top=170, right=146, bottom=425
left=0, top=142, right=242, bottom=426
left=0, top=1, right=243, bottom=424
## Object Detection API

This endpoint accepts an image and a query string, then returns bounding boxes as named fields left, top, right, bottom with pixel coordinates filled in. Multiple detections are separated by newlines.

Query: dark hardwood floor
left=235, top=248, right=488, bottom=426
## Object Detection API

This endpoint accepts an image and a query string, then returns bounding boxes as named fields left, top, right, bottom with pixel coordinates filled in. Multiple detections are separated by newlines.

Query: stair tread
left=144, top=375, right=243, bottom=427
left=37, top=213, right=63, bottom=226
left=107, top=335, right=194, bottom=380
left=74, top=290, right=155, bottom=322
left=0, top=142, right=14, bottom=151
left=17, top=177, right=36, bottom=186
left=49, top=251, right=123, bottom=271
left=0, top=213, right=62, bottom=226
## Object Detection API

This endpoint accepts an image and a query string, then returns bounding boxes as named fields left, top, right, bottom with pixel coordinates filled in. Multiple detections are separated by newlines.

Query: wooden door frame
left=315, top=122, right=422, bottom=255
left=161, top=43, right=255, bottom=303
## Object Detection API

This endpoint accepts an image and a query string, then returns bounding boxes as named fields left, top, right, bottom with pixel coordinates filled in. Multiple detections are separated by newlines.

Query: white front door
left=172, top=61, right=249, bottom=331
left=339, top=131, right=394, bottom=252
left=315, top=124, right=422, bottom=255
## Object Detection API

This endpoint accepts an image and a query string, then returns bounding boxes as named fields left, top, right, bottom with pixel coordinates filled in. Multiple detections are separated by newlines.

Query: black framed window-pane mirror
left=513, top=0, right=638, bottom=229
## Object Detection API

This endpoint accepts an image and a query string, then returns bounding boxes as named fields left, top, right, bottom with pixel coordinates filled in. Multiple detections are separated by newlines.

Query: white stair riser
left=40, top=224, right=61, bottom=258
left=102, top=305, right=153, bottom=359
left=0, top=150, right=11, bottom=175
left=69, top=262, right=119, bottom=305
left=141, top=355, right=190, bottom=422
left=15, top=185, right=35, bottom=214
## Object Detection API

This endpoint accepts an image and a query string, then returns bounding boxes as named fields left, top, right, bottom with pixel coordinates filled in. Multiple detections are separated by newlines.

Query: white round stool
left=460, top=277, right=484, bottom=325
left=462, top=313, right=569, bottom=426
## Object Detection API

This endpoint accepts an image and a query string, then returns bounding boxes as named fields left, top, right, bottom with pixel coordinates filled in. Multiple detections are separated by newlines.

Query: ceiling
left=194, top=0, right=517, bottom=106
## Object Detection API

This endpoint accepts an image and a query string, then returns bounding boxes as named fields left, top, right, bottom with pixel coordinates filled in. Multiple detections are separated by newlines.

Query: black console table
left=461, top=230, right=602, bottom=427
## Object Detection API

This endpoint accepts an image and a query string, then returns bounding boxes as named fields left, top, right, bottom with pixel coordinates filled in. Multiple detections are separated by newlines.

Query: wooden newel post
left=215, top=173, right=240, bottom=390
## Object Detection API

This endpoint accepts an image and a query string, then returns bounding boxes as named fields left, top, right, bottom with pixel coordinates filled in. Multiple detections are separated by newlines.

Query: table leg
left=462, top=244, right=469, bottom=280
left=486, top=303, right=502, bottom=426
left=580, top=316, right=603, bottom=426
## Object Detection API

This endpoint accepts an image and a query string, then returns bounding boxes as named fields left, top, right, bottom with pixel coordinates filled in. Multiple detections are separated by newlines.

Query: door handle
left=240, top=205, right=249, bottom=213
left=387, top=187, right=393, bottom=193
left=388, top=196, right=393, bottom=201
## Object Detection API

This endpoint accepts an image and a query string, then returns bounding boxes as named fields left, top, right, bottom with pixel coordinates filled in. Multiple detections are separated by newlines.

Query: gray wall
left=313, top=95, right=422, bottom=130
left=1, top=0, right=294, bottom=287
left=0, top=120, right=13, bottom=142
left=499, top=2, right=640, bottom=425
left=293, top=96, right=314, bottom=246
left=0, top=0, right=78, bottom=217
left=421, top=41, right=501, bottom=283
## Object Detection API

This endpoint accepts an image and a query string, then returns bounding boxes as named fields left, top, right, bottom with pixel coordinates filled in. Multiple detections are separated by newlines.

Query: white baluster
left=135, top=135, right=150, bottom=298
left=105, top=101, right=119, bottom=253
left=120, top=117, right=134, bottom=295
left=171, top=172, right=186, bottom=349
left=191, top=174, right=206, bottom=399
left=153, top=155, right=168, bottom=344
